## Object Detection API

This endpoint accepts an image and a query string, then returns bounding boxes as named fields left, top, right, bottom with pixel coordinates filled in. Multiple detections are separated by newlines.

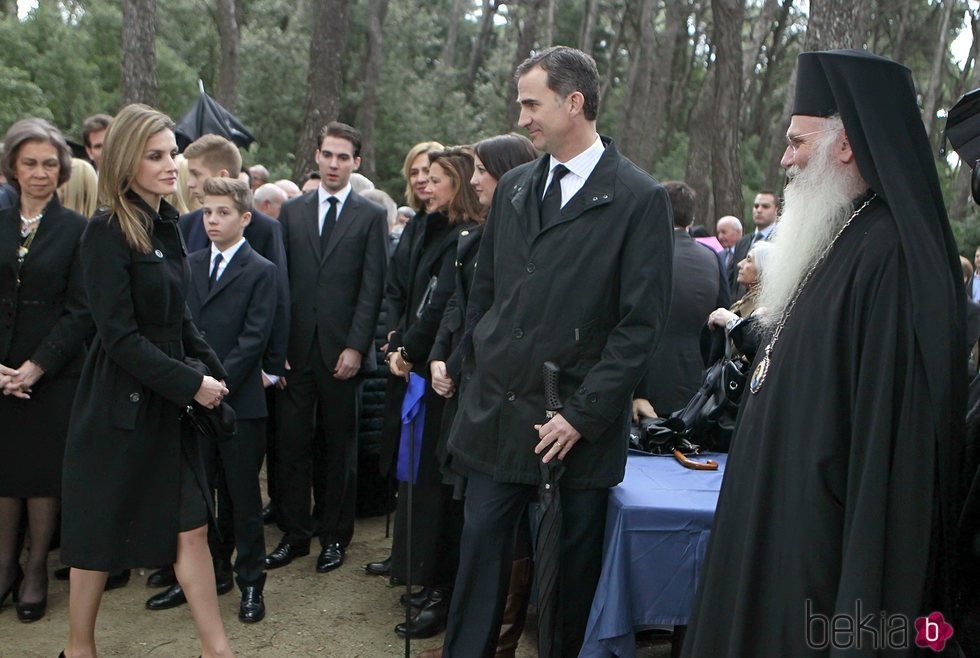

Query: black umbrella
left=537, top=361, right=566, bottom=658
left=942, top=88, right=980, bottom=204
left=174, top=82, right=256, bottom=152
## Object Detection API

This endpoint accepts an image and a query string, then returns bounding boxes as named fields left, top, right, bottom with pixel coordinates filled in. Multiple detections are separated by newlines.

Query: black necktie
left=208, top=253, right=223, bottom=291
left=539, top=165, right=570, bottom=228
left=320, top=196, right=338, bottom=252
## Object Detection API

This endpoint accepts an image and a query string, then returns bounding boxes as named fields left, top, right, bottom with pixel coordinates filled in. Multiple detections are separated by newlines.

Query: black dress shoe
left=215, top=563, right=234, bottom=595
left=264, top=541, right=310, bottom=569
left=146, top=584, right=186, bottom=610
left=53, top=566, right=70, bottom=581
left=262, top=503, right=276, bottom=525
left=105, top=569, right=130, bottom=591
left=394, top=588, right=449, bottom=639
left=364, top=556, right=391, bottom=576
left=399, top=587, right=429, bottom=610
left=146, top=567, right=176, bottom=588
left=238, top=586, right=265, bottom=623
left=316, top=543, right=345, bottom=573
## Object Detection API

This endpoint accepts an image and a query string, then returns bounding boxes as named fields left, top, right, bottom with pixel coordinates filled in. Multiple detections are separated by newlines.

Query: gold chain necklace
left=750, top=194, right=876, bottom=395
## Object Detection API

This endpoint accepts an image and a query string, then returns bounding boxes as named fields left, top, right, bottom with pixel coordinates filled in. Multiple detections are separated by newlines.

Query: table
left=579, top=451, right=727, bottom=657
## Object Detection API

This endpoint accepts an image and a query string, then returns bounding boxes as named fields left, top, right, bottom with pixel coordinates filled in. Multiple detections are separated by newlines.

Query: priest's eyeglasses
left=786, top=127, right=840, bottom=154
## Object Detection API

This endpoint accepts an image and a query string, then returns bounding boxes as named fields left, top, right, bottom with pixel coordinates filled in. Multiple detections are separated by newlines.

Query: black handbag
left=181, top=357, right=237, bottom=442
left=630, top=337, right=747, bottom=457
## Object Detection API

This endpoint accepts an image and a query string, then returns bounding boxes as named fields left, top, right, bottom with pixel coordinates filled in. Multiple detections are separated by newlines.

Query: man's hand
left=430, top=360, right=454, bottom=398
left=533, top=413, right=582, bottom=463
left=334, top=348, right=362, bottom=380
left=632, top=398, right=657, bottom=423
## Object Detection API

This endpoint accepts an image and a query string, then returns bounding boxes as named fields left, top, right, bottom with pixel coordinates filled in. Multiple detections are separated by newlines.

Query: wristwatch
left=725, top=317, right=741, bottom=334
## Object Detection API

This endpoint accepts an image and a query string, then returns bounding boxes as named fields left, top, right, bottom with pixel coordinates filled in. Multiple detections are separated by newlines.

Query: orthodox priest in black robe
left=682, top=50, right=966, bottom=657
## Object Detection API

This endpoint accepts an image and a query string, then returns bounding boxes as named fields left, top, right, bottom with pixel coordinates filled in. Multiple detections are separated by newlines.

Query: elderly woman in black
left=59, top=104, right=234, bottom=658
left=0, top=119, right=90, bottom=623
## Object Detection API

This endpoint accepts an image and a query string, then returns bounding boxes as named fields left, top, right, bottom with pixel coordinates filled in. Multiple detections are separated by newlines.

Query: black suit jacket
left=179, top=207, right=289, bottom=375
left=636, top=229, right=729, bottom=415
left=186, top=242, right=277, bottom=420
left=278, top=188, right=388, bottom=373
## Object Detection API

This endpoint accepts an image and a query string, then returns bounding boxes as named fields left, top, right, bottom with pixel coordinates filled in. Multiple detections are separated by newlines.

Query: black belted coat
left=447, top=138, right=673, bottom=489
left=61, top=198, right=225, bottom=571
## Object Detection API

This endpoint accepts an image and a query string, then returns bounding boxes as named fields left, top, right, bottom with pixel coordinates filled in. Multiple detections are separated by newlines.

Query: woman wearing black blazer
left=0, top=119, right=90, bottom=623
left=60, top=104, right=235, bottom=658
left=384, top=147, right=485, bottom=638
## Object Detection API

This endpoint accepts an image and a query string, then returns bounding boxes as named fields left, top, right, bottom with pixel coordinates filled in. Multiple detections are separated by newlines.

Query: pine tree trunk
left=686, top=70, right=716, bottom=229
left=504, top=0, right=546, bottom=130
left=464, top=0, right=501, bottom=97
left=356, top=0, right=389, bottom=179
left=121, top=0, right=157, bottom=106
left=710, top=0, right=744, bottom=219
left=214, top=0, right=241, bottom=112
left=804, top=0, right=865, bottom=50
left=579, top=0, right=600, bottom=55
left=441, top=0, right=467, bottom=67
left=293, top=0, right=350, bottom=181
left=922, top=0, right=957, bottom=140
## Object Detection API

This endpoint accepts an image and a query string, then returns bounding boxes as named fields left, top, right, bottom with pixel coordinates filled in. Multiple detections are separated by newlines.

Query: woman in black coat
left=60, top=104, right=234, bottom=658
left=0, top=119, right=90, bottom=623
left=383, top=147, right=485, bottom=638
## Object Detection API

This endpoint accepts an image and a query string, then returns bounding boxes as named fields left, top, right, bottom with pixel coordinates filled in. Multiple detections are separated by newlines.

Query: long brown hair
left=428, top=147, right=483, bottom=225
left=98, top=104, right=175, bottom=253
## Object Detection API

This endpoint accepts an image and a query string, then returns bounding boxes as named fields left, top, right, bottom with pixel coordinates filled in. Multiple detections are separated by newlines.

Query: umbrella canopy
left=944, top=87, right=980, bottom=168
left=174, top=90, right=255, bottom=152
left=537, top=361, right=565, bottom=658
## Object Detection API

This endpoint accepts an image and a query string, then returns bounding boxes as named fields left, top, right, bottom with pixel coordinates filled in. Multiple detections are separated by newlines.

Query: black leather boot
left=394, top=588, right=449, bottom=639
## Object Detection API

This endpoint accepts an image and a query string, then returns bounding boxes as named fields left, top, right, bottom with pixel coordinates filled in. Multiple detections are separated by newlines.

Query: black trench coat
left=61, top=198, right=225, bottom=571
left=448, top=138, right=673, bottom=489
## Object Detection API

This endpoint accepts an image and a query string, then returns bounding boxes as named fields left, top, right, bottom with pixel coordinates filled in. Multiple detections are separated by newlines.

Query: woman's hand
left=194, top=376, right=229, bottom=409
left=430, top=360, right=455, bottom=398
left=388, top=351, right=412, bottom=379
left=0, top=364, right=19, bottom=392
left=3, top=360, right=43, bottom=398
left=708, top=308, right=738, bottom=330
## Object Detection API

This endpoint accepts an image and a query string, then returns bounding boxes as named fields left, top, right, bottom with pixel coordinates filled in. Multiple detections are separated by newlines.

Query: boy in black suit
left=146, top=177, right=277, bottom=623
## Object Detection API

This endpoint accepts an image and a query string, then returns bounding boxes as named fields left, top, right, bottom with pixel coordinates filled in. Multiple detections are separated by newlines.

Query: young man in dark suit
left=267, top=121, right=387, bottom=574
left=147, top=177, right=277, bottom=623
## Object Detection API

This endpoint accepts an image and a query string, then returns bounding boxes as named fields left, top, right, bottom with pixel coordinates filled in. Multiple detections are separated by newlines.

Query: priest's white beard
left=756, top=130, right=866, bottom=329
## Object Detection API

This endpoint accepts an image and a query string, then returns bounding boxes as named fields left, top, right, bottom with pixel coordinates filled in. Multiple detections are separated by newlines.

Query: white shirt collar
left=548, top=133, right=604, bottom=181
left=318, top=182, right=352, bottom=207
left=210, top=237, right=247, bottom=264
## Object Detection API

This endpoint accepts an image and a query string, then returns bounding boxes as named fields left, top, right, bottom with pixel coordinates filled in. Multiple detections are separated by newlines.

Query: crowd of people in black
left=0, top=43, right=975, bottom=658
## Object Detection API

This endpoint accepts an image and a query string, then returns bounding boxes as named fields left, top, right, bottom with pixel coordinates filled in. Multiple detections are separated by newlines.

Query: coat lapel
left=303, top=191, right=322, bottom=262
left=203, top=242, right=251, bottom=306
left=533, top=139, right=618, bottom=241
left=509, top=157, right=549, bottom=243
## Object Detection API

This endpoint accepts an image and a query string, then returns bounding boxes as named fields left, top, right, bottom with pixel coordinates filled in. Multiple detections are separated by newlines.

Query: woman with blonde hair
left=57, top=158, right=99, bottom=217
left=59, top=104, right=234, bottom=658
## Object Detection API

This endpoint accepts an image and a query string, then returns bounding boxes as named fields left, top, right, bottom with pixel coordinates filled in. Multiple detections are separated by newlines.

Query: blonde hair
left=183, top=134, right=242, bottom=175
left=203, top=176, right=252, bottom=215
left=98, top=104, right=175, bottom=253
left=171, top=155, right=200, bottom=214
left=402, top=141, right=443, bottom=210
left=58, top=158, right=99, bottom=217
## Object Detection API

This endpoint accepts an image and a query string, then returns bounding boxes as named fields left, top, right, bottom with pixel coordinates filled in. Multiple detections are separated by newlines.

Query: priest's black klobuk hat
left=790, top=50, right=964, bottom=589
left=944, top=87, right=980, bottom=169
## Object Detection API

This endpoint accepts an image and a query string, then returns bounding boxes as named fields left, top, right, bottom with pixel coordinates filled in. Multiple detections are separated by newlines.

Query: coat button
left=129, top=392, right=141, bottom=403
left=154, top=249, right=164, bottom=258
left=513, top=327, right=524, bottom=339
left=525, top=262, right=535, bottom=273
left=506, top=391, right=516, bottom=401
left=460, top=230, right=469, bottom=236
left=587, top=393, right=598, bottom=403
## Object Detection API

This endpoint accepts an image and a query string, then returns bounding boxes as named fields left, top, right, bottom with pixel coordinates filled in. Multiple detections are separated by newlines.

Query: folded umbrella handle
left=673, top=448, right=719, bottom=471
left=543, top=361, right=563, bottom=420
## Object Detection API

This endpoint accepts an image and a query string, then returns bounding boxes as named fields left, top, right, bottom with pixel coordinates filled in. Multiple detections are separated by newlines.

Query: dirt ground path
left=1, top=515, right=671, bottom=658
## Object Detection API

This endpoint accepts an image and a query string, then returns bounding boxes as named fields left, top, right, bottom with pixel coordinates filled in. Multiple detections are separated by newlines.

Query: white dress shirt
left=542, top=134, right=605, bottom=208
left=317, top=183, right=352, bottom=233
left=209, top=237, right=247, bottom=282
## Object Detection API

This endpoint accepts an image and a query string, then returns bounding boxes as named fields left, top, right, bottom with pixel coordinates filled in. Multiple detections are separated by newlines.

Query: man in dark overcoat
left=440, top=46, right=674, bottom=657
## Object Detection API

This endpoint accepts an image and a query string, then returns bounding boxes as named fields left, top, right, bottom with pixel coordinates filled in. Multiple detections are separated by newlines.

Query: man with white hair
left=249, top=164, right=269, bottom=190
left=275, top=178, right=302, bottom=199
left=714, top=215, right=742, bottom=283
left=254, top=182, right=288, bottom=220
left=683, top=50, right=964, bottom=656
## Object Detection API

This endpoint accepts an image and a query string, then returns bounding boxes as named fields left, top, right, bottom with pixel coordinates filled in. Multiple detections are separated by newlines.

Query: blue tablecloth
left=579, top=451, right=727, bottom=658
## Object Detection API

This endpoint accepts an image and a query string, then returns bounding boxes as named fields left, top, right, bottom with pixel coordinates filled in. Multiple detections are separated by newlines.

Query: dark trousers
left=202, top=418, right=267, bottom=588
left=444, top=468, right=608, bottom=658
left=263, top=387, right=279, bottom=521
left=276, top=344, right=360, bottom=548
